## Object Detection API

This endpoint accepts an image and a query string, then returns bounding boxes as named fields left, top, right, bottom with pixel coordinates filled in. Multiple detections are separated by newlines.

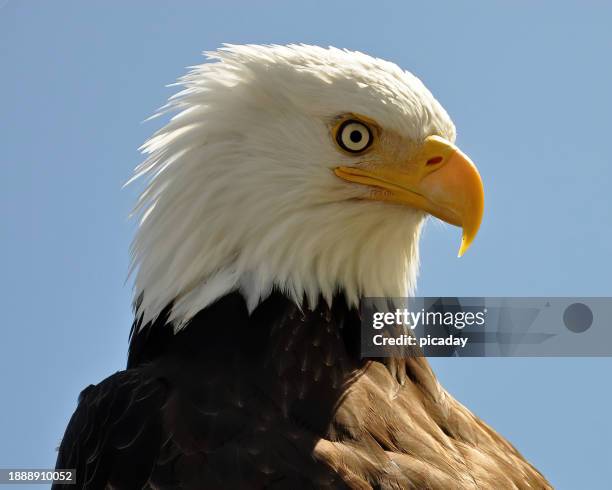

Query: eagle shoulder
left=53, top=369, right=168, bottom=489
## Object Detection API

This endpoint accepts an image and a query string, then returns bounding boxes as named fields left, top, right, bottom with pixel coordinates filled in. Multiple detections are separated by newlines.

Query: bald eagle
left=54, top=44, right=550, bottom=489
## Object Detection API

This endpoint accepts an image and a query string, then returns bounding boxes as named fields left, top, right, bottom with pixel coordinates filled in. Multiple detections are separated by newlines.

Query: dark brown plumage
left=54, top=292, right=551, bottom=489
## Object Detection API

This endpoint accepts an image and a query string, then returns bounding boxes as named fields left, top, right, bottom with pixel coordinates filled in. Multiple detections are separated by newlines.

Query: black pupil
left=349, top=129, right=363, bottom=143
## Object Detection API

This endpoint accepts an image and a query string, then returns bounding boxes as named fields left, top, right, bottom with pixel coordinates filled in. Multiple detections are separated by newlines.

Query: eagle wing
left=316, top=356, right=553, bottom=489
left=52, top=370, right=168, bottom=490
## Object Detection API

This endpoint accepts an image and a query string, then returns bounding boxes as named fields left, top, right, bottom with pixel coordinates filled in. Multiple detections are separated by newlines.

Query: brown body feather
left=54, top=292, right=551, bottom=489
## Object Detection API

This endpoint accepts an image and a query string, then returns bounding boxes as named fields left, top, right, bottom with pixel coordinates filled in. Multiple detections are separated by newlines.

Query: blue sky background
left=1, top=1, right=610, bottom=488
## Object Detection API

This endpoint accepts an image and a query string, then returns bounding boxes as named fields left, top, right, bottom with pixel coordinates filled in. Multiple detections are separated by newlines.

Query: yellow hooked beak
left=334, top=135, right=484, bottom=257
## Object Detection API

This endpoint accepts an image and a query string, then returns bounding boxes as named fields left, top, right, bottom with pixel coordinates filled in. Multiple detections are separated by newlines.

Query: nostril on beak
left=426, top=156, right=444, bottom=165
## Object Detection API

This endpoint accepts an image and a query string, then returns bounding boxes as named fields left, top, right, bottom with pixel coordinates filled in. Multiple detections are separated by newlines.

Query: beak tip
left=457, top=235, right=471, bottom=258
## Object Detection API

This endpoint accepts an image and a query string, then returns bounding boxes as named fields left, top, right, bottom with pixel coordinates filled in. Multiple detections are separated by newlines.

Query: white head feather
left=130, top=44, right=456, bottom=329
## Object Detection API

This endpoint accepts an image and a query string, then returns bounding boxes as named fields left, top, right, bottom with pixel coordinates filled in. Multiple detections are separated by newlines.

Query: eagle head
left=131, top=44, right=484, bottom=327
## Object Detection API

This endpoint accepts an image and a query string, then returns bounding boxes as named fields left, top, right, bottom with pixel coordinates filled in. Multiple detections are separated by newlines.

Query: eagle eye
left=336, top=119, right=373, bottom=154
